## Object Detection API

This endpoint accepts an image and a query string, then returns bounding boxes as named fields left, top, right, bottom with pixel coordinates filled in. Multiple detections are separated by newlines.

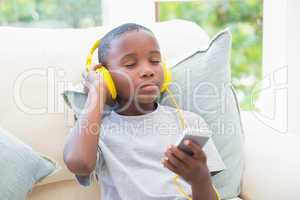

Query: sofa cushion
left=0, top=126, right=59, bottom=200
left=241, top=112, right=300, bottom=200
left=27, top=179, right=100, bottom=200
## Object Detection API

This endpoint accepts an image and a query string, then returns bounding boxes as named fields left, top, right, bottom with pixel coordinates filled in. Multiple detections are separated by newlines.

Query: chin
left=136, top=94, right=159, bottom=104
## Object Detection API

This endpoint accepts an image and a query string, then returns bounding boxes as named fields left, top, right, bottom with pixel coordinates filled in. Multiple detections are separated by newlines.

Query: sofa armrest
left=240, top=112, right=300, bottom=200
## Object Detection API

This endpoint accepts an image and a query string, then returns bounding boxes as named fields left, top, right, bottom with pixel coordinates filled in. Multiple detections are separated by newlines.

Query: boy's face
left=105, top=30, right=164, bottom=105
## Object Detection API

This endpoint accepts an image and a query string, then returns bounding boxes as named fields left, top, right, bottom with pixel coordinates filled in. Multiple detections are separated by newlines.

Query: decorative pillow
left=62, top=29, right=244, bottom=199
left=0, top=126, right=60, bottom=200
left=159, top=29, right=244, bottom=199
left=62, top=84, right=114, bottom=119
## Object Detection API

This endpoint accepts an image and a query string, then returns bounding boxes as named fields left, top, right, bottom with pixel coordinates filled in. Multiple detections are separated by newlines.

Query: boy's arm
left=63, top=65, right=110, bottom=176
left=192, top=180, right=219, bottom=200
left=63, top=90, right=106, bottom=176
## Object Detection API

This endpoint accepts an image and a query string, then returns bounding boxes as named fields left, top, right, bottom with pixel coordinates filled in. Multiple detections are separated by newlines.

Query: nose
left=139, top=64, right=154, bottom=78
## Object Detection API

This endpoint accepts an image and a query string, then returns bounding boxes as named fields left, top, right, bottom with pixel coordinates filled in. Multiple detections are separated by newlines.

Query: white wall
left=254, top=0, right=288, bottom=134
left=286, top=0, right=300, bottom=135
left=258, top=0, right=299, bottom=135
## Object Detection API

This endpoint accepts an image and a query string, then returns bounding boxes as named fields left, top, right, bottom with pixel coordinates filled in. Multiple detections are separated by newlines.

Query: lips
left=140, top=82, right=159, bottom=92
left=141, top=83, right=157, bottom=88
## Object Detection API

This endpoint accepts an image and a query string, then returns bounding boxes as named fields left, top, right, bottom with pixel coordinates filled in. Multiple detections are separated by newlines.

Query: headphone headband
left=86, top=39, right=100, bottom=70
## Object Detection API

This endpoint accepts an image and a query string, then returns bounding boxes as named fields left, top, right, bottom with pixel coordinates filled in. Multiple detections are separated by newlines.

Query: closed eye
left=151, top=60, right=161, bottom=64
left=124, top=63, right=135, bottom=68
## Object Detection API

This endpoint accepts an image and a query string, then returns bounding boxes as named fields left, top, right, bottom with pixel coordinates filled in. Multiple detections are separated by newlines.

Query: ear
left=92, top=63, right=103, bottom=71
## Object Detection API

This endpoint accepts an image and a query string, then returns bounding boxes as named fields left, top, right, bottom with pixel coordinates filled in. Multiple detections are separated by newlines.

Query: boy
left=63, top=23, right=225, bottom=200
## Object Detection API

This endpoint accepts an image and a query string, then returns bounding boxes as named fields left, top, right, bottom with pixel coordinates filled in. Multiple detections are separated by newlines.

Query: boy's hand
left=162, top=140, right=211, bottom=186
left=81, top=64, right=114, bottom=106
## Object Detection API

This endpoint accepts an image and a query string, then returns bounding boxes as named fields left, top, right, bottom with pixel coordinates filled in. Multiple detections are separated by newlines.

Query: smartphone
left=176, top=128, right=210, bottom=156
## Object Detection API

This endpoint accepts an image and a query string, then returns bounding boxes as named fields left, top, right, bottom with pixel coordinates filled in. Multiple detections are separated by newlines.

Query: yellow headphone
left=85, top=39, right=172, bottom=100
left=85, top=39, right=220, bottom=200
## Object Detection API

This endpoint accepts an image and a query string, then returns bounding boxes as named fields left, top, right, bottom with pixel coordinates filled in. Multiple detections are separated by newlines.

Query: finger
left=81, top=80, right=89, bottom=90
left=82, top=81, right=89, bottom=93
left=81, top=80, right=89, bottom=94
left=81, top=79, right=86, bottom=87
left=83, top=87, right=88, bottom=94
left=185, top=140, right=206, bottom=160
left=81, top=71, right=87, bottom=80
left=170, top=145, right=196, bottom=168
left=164, top=149, right=186, bottom=172
left=161, top=158, right=180, bottom=175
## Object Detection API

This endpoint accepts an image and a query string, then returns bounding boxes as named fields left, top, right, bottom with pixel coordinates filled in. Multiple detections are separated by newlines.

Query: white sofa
left=0, top=19, right=299, bottom=200
left=240, top=111, right=300, bottom=200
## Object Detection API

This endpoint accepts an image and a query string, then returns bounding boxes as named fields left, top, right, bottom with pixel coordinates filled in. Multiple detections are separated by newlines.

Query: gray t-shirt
left=75, top=102, right=226, bottom=200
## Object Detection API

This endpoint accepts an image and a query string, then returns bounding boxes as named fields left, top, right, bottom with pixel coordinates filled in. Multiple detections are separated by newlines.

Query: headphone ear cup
left=85, top=39, right=117, bottom=100
left=96, top=67, right=117, bottom=100
left=161, top=61, right=172, bottom=92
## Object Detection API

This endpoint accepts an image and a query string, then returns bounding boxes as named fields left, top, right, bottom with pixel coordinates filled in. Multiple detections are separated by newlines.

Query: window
left=0, top=0, right=102, bottom=28
left=157, top=0, right=263, bottom=110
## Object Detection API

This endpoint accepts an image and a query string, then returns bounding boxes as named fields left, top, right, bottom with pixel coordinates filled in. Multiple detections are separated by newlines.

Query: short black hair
left=97, top=23, right=154, bottom=66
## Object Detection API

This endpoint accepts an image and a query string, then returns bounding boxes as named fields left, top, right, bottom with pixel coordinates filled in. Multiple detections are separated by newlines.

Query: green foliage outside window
left=0, top=0, right=102, bottom=28
left=158, top=0, right=263, bottom=110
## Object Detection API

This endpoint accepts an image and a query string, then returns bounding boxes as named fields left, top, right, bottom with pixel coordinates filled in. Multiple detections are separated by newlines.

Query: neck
left=116, top=100, right=157, bottom=116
